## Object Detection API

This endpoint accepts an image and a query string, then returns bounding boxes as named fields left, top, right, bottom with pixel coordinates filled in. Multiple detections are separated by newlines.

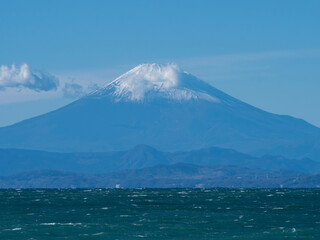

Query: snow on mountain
left=89, top=63, right=220, bottom=102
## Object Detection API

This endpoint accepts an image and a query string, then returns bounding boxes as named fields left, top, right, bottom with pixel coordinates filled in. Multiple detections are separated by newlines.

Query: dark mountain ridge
left=0, top=145, right=319, bottom=176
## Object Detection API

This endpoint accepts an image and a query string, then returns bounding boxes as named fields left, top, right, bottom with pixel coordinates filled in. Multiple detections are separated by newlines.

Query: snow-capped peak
left=110, top=63, right=181, bottom=100
left=89, top=63, right=220, bottom=103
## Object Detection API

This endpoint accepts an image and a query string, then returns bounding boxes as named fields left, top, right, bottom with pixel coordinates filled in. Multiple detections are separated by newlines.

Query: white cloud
left=0, top=63, right=100, bottom=104
left=0, top=64, right=59, bottom=91
left=62, top=82, right=84, bottom=98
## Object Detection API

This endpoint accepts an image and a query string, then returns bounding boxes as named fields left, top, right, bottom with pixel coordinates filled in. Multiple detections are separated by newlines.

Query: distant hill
left=0, top=64, right=319, bottom=160
left=0, top=145, right=320, bottom=176
left=1, top=163, right=319, bottom=188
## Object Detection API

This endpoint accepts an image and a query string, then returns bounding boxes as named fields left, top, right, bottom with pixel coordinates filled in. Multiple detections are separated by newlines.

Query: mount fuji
left=0, top=63, right=319, bottom=160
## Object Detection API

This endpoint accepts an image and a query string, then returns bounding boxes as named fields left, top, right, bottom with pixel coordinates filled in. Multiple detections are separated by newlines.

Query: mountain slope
left=0, top=63, right=319, bottom=160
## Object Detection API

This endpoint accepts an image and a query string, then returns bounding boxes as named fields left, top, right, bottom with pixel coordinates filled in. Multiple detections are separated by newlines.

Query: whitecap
left=12, top=228, right=22, bottom=231
left=40, top=223, right=56, bottom=226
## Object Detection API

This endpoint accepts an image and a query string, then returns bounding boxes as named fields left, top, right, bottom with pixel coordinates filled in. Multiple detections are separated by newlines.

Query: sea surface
left=0, top=188, right=319, bottom=239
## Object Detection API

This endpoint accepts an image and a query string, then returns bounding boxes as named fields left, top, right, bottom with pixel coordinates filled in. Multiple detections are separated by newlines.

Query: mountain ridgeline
left=1, top=145, right=320, bottom=188
left=0, top=63, right=319, bottom=161
left=0, top=145, right=320, bottom=176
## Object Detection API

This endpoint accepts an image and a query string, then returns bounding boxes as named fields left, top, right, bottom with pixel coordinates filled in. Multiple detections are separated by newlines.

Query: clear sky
left=0, top=0, right=320, bottom=127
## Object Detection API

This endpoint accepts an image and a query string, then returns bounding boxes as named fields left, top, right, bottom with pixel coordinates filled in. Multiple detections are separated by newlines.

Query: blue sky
left=0, top=0, right=320, bottom=126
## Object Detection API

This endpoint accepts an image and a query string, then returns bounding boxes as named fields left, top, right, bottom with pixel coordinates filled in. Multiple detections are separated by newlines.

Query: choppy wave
left=0, top=188, right=319, bottom=239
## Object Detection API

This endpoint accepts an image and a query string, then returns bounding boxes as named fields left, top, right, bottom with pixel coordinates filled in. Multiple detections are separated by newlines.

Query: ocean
left=0, top=188, right=319, bottom=239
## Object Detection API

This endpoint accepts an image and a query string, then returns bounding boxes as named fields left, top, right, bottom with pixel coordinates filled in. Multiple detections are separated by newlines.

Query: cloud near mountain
left=0, top=63, right=95, bottom=100
left=62, top=82, right=84, bottom=98
left=0, top=64, right=59, bottom=91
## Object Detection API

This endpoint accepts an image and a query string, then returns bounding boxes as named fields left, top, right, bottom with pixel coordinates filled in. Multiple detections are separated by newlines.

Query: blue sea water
left=0, top=188, right=319, bottom=239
